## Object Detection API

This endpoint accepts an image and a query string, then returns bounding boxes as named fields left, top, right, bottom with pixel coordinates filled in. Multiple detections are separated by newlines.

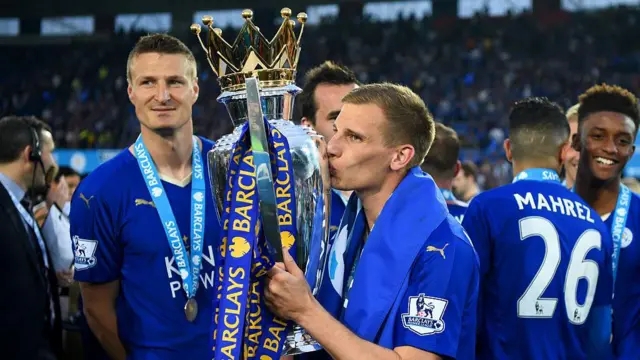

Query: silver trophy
left=191, top=8, right=331, bottom=356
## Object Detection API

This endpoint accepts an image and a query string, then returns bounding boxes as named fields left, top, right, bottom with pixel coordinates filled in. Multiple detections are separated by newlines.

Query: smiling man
left=70, top=34, right=221, bottom=360
left=463, top=97, right=613, bottom=360
left=265, top=83, right=479, bottom=360
left=572, top=84, right=640, bottom=359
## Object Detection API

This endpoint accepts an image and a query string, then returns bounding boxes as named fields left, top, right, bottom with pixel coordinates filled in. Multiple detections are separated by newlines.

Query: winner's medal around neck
left=133, top=135, right=207, bottom=322
left=185, top=298, right=198, bottom=322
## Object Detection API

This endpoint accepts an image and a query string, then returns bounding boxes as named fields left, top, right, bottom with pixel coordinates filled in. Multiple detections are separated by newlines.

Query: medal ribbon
left=609, top=184, right=630, bottom=286
left=133, top=135, right=206, bottom=302
left=211, top=119, right=297, bottom=359
left=567, top=176, right=630, bottom=287
left=512, top=168, right=561, bottom=184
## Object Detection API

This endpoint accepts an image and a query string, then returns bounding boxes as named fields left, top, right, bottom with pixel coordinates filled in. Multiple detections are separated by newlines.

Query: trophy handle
left=245, top=77, right=284, bottom=262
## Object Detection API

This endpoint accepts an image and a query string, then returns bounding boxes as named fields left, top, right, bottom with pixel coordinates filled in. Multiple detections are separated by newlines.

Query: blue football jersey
left=606, top=192, right=640, bottom=358
left=330, top=189, right=349, bottom=241
left=441, top=188, right=468, bottom=223
left=391, top=216, right=479, bottom=359
left=70, top=137, right=221, bottom=360
left=462, top=174, right=613, bottom=360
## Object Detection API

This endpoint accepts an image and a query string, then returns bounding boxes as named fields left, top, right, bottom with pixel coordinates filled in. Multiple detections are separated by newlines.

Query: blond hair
left=566, top=103, right=580, bottom=121
left=127, top=33, right=197, bottom=82
left=342, top=83, right=435, bottom=168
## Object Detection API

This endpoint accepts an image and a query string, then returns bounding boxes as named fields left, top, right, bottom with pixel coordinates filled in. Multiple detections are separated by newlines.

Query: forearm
left=586, top=306, right=612, bottom=360
left=84, top=305, right=126, bottom=360
left=297, top=300, right=401, bottom=360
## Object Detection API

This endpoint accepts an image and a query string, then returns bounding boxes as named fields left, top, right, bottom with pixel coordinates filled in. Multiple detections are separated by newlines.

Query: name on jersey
left=514, top=192, right=594, bottom=223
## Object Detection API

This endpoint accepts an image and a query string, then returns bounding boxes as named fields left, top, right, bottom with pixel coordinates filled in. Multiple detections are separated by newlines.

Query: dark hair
left=0, top=116, right=52, bottom=164
left=421, top=122, right=460, bottom=180
left=508, top=97, right=569, bottom=160
left=298, top=61, right=359, bottom=125
left=460, top=161, right=478, bottom=181
left=342, top=83, right=435, bottom=168
left=55, top=166, right=80, bottom=182
left=127, top=33, right=197, bottom=82
left=578, top=83, right=640, bottom=136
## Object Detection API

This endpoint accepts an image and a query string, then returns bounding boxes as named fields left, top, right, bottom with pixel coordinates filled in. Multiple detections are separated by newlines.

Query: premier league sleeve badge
left=401, top=294, right=448, bottom=336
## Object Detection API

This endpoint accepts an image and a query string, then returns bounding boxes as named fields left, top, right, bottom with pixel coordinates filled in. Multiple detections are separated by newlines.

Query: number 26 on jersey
left=517, top=216, right=601, bottom=325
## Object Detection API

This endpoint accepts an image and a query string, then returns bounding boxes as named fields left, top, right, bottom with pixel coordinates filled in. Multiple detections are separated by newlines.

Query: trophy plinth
left=192, top=8, right=329, bottom=356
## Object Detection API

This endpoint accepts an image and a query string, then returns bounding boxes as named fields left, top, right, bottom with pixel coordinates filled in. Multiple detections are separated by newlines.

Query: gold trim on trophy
left=191, top=8, right=308, bottom=92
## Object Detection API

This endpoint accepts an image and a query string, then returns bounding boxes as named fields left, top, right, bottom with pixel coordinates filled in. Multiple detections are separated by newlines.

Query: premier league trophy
left=191, top=8, right=331, bottom=357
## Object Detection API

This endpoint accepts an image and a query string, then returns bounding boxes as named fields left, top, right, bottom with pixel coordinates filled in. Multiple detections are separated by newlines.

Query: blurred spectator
left=454, top=160, right=481, bottom=201
left=623, top=176, right=640, bottom=193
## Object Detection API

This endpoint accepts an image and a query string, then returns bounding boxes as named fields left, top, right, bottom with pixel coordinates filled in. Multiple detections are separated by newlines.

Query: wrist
left=296, top=297, right=321, bottom=329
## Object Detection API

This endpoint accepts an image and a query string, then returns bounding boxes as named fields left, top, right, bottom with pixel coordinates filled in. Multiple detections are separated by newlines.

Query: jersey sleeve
left=461, top=197, right=491, bottom=277
left=393, top=233, right=479, bottom=358
left=593, top=226, right=613, bottom=307
left=70, top=186, right=122, bottom=283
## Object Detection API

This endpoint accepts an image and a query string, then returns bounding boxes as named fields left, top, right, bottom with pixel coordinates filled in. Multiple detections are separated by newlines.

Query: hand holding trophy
left=191, top=8, right=331, bottom=358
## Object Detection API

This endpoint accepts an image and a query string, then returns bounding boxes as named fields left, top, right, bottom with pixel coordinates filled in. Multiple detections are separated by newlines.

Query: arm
left=70, top=184, right=124, bottom=359
left=266, top=251, right=442, bottom=360
left=585, top=305, right=612, bottom=360
left=81, top=280, right=126, bottom=360
left=585, top=227, right=614, bottom=360
left=298, top=299, right=440, bottom=360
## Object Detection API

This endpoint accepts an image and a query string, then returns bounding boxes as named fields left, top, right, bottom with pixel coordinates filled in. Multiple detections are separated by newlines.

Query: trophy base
left=282, top=325, right=322, bottom=356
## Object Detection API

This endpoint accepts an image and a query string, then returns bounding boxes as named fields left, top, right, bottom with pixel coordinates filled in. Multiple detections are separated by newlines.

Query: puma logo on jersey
left=426, top=243, right=449, bottom=259
left=135, top=199, right=156, bottom=208
left=79, top=193, right=94, bottom=209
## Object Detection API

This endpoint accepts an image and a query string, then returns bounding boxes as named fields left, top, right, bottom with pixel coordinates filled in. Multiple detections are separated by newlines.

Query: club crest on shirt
left=622, top=227, right=633, bottom=248
left=402, top=294, right=448, bottom=336
left=73, top=235, right=98, bottom=271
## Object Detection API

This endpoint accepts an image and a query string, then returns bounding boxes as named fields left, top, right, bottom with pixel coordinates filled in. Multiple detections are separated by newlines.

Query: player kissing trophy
left=191, top=7, right=331, bottom=358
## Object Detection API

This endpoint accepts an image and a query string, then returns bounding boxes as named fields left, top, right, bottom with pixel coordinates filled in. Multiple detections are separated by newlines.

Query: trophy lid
left=191, top=8, right=308, bottom=93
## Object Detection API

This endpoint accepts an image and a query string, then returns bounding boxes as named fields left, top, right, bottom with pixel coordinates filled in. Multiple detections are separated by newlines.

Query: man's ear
left=571, top=132, right=581, bottom=152
left=390, top=144, right=415, bottom=171
left=453, top=160, right=461, bottom=178
left=301, top=117, right=313, bottom=128
left=503, top=138, right=513, bottom=163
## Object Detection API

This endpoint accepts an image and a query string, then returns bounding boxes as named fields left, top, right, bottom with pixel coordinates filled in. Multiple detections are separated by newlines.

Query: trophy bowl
left=192, top=8, right=331, bottom=356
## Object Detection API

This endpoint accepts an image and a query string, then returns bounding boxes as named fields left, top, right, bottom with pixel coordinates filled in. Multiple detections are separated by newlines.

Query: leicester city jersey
left=441, top=188, right=468, bottom=223
left=462, top=169, right=613, bottom=360
left=71, top=137, right=221, bottom=360
left=330, top=190, right=348, bottom=241
left=605, top=191, right=640, bottom=358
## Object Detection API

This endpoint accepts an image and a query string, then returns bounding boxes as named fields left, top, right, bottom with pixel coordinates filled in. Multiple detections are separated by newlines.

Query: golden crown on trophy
left=191, top=8, right=308, bottom=92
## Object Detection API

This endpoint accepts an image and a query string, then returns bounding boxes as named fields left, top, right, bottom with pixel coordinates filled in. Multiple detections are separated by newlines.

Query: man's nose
left=327, top=135, right=340, bottom=158
left=602, top=137, right=618, bottom=155
left=155, top=82, right=170, bottom=102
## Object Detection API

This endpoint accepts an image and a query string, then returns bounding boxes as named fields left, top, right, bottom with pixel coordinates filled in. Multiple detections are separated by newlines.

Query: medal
left=134, top=136, right=207, bottom=322
left=185, top=298, right=198, bottom=322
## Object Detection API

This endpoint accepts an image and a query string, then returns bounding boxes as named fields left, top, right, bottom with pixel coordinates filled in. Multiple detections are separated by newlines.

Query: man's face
left=127, top=53, right=199, bottom=134
left=327, top=103, right=397, bottom=192
left=304, top=83, right=357, bottom=142
left=575, top=111, right=636, bottom=182
left=452, top=169, right=470, bottom=194
left=26, top=130, right=57, bottom=191
left=563, top=116, right=580, bottom=183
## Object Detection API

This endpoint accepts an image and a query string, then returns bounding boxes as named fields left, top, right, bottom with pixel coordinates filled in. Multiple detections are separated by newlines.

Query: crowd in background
left=2, top=4, right=640, bottom=189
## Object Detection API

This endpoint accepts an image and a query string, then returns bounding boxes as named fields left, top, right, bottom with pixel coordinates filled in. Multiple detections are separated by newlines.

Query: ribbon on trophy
left=210, top=117, right=297, bottom=360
